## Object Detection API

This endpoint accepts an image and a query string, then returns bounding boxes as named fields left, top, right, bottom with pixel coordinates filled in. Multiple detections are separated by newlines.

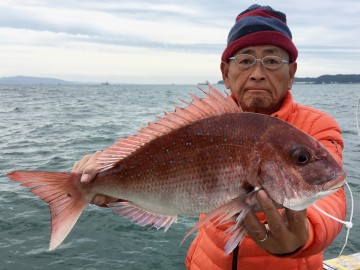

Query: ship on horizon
left=197, top=80, right=209, bottom=85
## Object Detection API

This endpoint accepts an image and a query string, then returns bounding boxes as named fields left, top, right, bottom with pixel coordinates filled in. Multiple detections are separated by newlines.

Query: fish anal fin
left=109, top=202, right=177, bottom=232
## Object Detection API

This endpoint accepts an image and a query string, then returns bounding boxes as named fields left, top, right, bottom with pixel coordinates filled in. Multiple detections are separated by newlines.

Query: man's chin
left=241, top=99, right=271, bottom=113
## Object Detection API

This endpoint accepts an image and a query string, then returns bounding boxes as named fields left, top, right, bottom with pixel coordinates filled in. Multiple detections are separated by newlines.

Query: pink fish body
left=7, top=85, right=345, bottom=254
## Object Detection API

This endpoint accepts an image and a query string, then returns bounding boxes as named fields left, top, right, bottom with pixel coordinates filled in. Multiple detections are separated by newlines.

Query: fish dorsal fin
left=97, top=84, right=241, bottom=171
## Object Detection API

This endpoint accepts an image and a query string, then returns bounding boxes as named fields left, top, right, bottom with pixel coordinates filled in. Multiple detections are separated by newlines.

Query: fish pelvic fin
left=97, top=84, right=242, bottom=171
left=181, top=197, right=251, bottom=255
left=108, top=201, right=177, bottom=232
left=7, top=171, right=90, bottom=251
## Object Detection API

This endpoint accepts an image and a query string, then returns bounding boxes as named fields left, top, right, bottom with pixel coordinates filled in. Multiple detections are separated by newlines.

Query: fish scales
left=92, top=112, right=263, bottom=216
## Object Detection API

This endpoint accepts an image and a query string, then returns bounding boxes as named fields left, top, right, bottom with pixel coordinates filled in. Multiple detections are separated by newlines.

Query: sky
left=0, top=0, right=359, bottom=84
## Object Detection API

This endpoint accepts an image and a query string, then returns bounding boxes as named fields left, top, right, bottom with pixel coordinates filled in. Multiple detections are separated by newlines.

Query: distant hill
left=218, top=74, right=360, bottom=85
left=0, top=76, right=74, bottom=85
left=295, top=74, right=360, bottom=84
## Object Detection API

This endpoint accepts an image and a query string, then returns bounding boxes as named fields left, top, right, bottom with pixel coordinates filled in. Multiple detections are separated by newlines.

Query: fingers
left=72, top=151, right=102, bottom=183
left=257, top=190, right=286, bottom=236
left=245, top=190, right=309, bottom=254
left=80, top=167, right=98, bottom=183
left=285, top=208, right=309, bottom=243
left=244, top=190, right=282, bottom=244
left=244, top=210, right=268, bottom=242
left=285, top=208, right=307, bottom=228
left=71, top=151, right=121, bottom=207
left=72, top=153, right=93, bottom=172
left=91, top=195, right=120, bottom=206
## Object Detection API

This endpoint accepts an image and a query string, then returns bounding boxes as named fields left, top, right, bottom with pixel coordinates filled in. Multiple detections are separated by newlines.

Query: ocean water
left=0, top=83, right=359, bottom=270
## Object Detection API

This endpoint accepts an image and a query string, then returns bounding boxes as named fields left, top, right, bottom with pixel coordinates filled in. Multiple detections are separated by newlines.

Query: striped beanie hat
left=221, top=4, right=298, bottom=63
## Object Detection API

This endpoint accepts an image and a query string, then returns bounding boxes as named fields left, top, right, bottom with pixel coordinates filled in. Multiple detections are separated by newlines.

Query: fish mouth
left=322, top=172, right=346, bottom=191
left=284, top=172, right=346, bottom=211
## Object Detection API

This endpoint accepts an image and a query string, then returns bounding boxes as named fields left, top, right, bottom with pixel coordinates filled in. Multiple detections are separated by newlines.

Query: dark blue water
left=0, top=84, right=359, bottom=269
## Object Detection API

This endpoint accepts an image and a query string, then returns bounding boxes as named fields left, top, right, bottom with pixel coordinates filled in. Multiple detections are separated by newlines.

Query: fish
left=7, top=85, right=346, bottom=254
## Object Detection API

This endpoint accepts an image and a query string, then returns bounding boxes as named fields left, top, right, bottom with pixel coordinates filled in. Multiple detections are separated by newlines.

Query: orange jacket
left=185, top=91, right=346, bottom=270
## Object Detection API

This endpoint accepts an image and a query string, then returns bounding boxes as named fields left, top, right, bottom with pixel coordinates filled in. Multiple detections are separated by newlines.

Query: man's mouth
left=244, top=87, right=270, bottom=93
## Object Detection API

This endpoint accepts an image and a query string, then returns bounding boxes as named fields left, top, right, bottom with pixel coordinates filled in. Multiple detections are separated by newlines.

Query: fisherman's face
left=221, top=45, right=297, bottom=115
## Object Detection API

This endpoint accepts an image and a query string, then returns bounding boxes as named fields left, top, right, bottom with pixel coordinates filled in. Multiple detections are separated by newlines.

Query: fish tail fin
left=7, top=171, right=90, bottom=250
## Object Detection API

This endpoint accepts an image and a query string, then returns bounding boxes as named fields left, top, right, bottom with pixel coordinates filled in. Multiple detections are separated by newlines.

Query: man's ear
left=288, top=62, right=297, bottom=90
left=220, top=61, right=230, bottom=89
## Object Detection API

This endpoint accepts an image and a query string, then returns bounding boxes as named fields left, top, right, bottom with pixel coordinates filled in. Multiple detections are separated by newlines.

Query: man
left=73, top=5, right=346, bottom=270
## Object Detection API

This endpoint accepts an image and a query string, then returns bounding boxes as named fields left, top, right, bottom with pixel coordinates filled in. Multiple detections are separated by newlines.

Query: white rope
left=313, top=181, right=354, bottom=256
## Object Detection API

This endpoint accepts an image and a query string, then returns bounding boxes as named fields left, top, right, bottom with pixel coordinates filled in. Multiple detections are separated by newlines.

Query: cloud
left=0, top=0, right=359, bottom=83
left=0, top=1, right=226, bottom=52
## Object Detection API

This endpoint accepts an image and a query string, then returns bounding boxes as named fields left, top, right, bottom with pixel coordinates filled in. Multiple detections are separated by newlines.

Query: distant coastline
left=1, top=74, right=360, bottom=85
left=0, top=76, right=75, bottom=85
left=217, top=74, right=360, bottom=85
left=294, top=74, right=360, bottom=84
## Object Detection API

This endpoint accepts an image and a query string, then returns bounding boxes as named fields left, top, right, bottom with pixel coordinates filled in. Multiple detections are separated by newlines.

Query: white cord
left=313, top=181, right=354, bottom=256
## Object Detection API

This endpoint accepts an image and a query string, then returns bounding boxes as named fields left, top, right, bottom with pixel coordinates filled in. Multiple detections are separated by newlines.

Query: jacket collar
left=271, top=91, right=294, bottom=121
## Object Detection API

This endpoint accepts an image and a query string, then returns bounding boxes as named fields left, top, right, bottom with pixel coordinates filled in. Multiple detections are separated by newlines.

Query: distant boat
left=101, top=81, right=109, bottom=85
left=197, top=80, right=209, bottom=85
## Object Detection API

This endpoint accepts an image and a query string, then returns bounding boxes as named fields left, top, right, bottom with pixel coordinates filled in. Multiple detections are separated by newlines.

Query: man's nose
left=249, top=60, right=266, bottom=80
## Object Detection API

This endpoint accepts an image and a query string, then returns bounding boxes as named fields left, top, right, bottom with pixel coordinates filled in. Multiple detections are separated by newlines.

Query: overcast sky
left=0, top=0, right=359, bottom=84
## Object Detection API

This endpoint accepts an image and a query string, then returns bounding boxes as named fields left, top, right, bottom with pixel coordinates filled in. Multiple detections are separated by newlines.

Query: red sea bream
left=7, top=85, right=345, bottom=254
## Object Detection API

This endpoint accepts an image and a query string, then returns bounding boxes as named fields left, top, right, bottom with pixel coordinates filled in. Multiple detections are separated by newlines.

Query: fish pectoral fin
left=181, top=197, right=251, bottom=254
left=223, top=215, right=248, bottom=254
left=108, top=201, right=177, bottom=232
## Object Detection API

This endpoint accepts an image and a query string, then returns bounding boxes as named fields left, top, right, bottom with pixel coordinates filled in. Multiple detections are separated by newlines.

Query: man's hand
left=72, top=150, right=102, bottom=183
left=72, top=151, right=118, bottom=206
left=244, top=190, right=309, bottom=255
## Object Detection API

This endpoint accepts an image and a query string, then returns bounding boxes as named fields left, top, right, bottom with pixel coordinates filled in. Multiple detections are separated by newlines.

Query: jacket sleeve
left=290, top=113, right=346, bottom=258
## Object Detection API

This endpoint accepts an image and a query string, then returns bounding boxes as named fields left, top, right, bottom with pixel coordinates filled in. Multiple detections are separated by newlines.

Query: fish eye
left=293, top=148, right=311, bottom=164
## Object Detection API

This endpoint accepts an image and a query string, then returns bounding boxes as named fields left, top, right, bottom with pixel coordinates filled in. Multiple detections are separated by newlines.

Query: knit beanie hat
left=221, top=4, right=298, bottom=63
